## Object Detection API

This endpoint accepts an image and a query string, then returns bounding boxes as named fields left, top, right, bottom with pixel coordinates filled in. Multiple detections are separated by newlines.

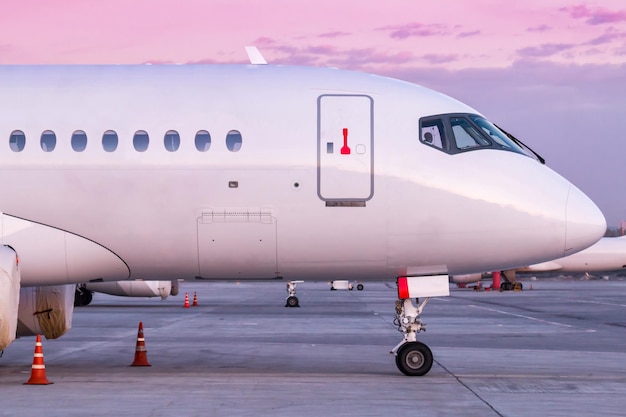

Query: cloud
left=422, top=54, right=459, bottom=64
left=251, top=37, right=277, bottom=46
left=527, top=24, right=552, bottom=32
left=517, top=43, right=575, bottom=58
left=319, top=31, right=350, bottom=39
left=376, top=22, right=449, bottom=39
left=587, top=29, right=626, bottom=46
left=561, top=4, right=626, bottom=25
left=457, top=30, right=480, bottom=38
left=616, top=44, right=626, bottom=56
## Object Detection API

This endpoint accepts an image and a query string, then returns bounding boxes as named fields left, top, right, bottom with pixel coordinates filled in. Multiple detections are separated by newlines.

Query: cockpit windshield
left=419, top=113, right=534, bottom=160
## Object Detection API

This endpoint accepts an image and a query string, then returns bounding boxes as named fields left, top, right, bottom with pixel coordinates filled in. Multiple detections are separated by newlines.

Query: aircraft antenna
left=245, top=46, right=267, bottom=65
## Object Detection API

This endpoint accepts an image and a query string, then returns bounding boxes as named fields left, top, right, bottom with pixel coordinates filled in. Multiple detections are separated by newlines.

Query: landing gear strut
left=391, top=297, right=433, bottom=376
left=285, top=280, right=304, bottom=307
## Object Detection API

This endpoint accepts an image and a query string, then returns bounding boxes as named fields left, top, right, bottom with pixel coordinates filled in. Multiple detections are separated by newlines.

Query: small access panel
left=317, top=94, right=374, bottom=203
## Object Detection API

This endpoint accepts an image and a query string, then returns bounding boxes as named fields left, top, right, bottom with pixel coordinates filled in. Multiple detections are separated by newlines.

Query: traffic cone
left=130, top=322, right=151, bottom=366
left=192, top=291, right=198, bottom=307
left=183, top=292, right=190, bottom=308
left=24, top=334, right=52, bottom=385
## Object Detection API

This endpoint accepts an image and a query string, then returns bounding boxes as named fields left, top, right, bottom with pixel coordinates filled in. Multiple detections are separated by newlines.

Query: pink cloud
left=457, top=30, right=480, bottom=38
left=517, top=43, right=575, bottom=58
left=319, top=31, right=351, bottom=39
left=527, top=24, right=552, bottom=32
left=252, top=37, right=277, bottom=46
left=422, top=54, right=459, bottom=64
left=377, top=22, right=449, bottom=39
left=587, top=29, right=626, bottom=46
left=561, top=4, right=626, bottom=25
left=328, top=48, right=414, bottom=68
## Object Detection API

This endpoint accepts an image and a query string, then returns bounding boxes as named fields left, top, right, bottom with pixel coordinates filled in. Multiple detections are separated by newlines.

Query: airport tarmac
left=1, top=278, right=626, bottom=417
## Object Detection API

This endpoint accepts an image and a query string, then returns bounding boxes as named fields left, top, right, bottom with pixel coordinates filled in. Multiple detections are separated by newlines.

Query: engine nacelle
left=449, top=273, right=483, bottom=284
left=84, top=280, right=173, bottom=299
left=16, top=284, right=75, bottom=339
left=0, top=246, right=19, bottom=350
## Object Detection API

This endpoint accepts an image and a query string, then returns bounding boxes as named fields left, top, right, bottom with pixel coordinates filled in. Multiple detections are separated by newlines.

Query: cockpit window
left=420, top=119, right=447, bottom=151
left=450, top=117, right=490, bottom=149
left=469, top=115, right=524, bottom=152
left=419, top=113, right=528, bottom=158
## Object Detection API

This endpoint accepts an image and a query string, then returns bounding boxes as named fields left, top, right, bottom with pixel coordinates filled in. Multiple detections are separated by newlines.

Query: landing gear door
left=317, top=94, right=374, bottom=202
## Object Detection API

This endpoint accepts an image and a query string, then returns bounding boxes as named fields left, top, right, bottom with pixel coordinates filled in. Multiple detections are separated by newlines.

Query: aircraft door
left=317, top=94, right=374, bottom=202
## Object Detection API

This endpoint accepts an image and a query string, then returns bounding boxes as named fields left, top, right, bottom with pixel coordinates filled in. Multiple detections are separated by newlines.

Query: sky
left=1, top=0, right=625, bottom=226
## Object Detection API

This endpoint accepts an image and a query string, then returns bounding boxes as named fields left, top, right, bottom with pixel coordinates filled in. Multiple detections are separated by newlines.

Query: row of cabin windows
left=7, top=130, right=243, bottom=153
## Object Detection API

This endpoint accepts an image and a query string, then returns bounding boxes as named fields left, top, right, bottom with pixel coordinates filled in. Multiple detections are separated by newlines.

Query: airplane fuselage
left=0, top=65, right=605, bottom=286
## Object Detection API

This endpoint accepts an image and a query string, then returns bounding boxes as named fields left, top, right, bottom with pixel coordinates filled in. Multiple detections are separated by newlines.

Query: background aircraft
left=451, top=235, right=626, bottom=286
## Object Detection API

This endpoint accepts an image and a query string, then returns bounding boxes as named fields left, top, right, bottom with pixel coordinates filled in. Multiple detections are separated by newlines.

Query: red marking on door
left=340, top=128, right=351, bottom=155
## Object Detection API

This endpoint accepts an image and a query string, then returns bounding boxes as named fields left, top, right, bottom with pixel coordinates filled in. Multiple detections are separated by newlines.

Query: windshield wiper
left=495, top=124, right=545, bottom=165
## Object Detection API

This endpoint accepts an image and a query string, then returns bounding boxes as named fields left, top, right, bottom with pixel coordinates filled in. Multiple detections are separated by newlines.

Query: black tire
left=74, top=289, right=93, bottom=307
left=286, top=296, right=299, bottom=307
left=395, top=342, right=433, bottom=376
left=356, top=283, right=364, bottom=291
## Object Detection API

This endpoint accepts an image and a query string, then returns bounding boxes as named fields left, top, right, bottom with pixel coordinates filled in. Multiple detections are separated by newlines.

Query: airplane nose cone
left=564, top=185, right=606, bottom=256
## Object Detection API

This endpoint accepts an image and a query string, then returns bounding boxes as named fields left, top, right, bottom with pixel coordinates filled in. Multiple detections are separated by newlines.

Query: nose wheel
left=395, top=342, right=433, bottom=376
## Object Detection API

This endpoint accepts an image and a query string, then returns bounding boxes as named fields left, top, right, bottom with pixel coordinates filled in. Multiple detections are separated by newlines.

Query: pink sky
left=1, top=0, right=626, bottom=226
left=1, top=0, right=624, bottom=69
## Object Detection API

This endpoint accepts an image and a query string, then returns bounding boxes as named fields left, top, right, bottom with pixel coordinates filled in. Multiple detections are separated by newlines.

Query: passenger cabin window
left=71, top=130, right=88, bottom=152
left=40, top=130, right=56, bottom=152
left=133, top=130, right=149, bottom=152
left=419, top=114, right=527, bottom=157
left=226, top=130, right=242, bottom=152
left=9, top=130, right=25, bottom=152
left=195, top=130, right=211, bottom=152
left=164, top=130, right=180, bottom=152
left=102, top=130, right=118, bottom=152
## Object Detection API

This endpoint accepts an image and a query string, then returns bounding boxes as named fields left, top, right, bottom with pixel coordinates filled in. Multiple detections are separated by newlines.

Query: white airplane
left=522, top=235, right=626, bottom=274
left=451, top=235, right=626, bottom=285
left=0, top=58, right=606, bottom=376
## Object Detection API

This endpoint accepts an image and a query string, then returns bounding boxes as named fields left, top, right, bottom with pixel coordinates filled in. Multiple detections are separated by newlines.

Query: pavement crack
left=437, top=360, right=505, bottom=417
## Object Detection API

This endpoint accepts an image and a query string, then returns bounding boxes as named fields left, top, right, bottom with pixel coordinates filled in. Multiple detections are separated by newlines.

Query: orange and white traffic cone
left=130, top=322, right=151, bottom=367
left=183, top=292, right=190, bottom=308
left=192, top=291, right=198, bottom=307
left=24, top=334, right=52, bottom=385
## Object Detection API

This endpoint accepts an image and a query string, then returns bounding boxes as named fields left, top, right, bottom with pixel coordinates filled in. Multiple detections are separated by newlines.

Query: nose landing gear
left=285, top=280, right=304, bottom=307
left=391, top=297, right=433, bottom=376
left=390, top=275, right=449, bottom=376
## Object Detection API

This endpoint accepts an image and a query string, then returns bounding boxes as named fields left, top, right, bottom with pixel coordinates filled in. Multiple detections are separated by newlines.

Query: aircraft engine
left=449, top=273, right=483, bottom=284
left=84, top=280, right=173, bottom=299
left=16, top=284, right=75, bottom=339
left=0, top=246, right=19, bottom=350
